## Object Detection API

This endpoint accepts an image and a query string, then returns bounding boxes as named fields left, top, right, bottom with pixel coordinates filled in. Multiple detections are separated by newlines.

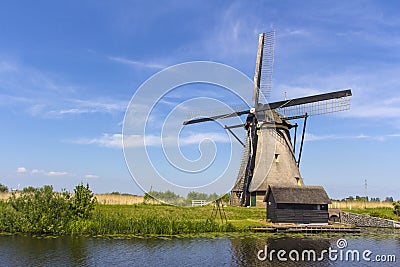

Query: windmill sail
left=268, top=89, right=352, bottom=119
left=252, top=31, right=275, bottom=105
left=259, top=31, right=275, bottom=101
left=183, top=89, right=352, bottom=125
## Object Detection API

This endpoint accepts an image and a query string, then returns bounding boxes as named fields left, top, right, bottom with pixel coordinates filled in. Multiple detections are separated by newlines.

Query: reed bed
left=0, top=193, right=145, bottom=205
left=0, top=192, right=16, bottom=201
left=329, top=201, right=393, bottom=209
left=95, top=194, right=144, bottom=205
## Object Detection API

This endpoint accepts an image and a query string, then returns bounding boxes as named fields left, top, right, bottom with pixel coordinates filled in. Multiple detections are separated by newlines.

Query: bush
left=0, top=183, right=97, bottom=235
left=6, top=185, right=72, bottom=234
left=70, top=183, right=97, bottom=219
left=394, top=201, right=400, bottom=217
left=0, top=183, right=8, bottom=193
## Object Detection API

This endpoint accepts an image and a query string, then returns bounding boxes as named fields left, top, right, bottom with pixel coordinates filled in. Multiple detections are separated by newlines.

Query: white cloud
left=271, top=65, right=400, bottom=122
left=0, top=61, right=18, bottom=72
left=108, top=56, right=167, bottom=69
left=73, top=132, right=231, bottom=149
left=84, top=174, right=98, bottom=179
left=31, top=169, right=69, bottom=177
left=74, top=133, right=123, bottom=149
left=304, top=133, right=400, bottom=142
left=179, top=132, right=230, bottom=145
left=45, top=98, right=128, bottom=117
left=199, top=5, right=261, bottom=60
left=45, top=171, right=69, bottom=177
left=16, top=167, right=27, bottom=173
left=280, top=28, right=311, bottom=37
left=0, top=59, right=128, bottom=118
left=344, top=103, right=400, bottom=119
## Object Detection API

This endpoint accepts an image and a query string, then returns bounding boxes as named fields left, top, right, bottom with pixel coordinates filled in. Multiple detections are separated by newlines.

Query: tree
left=187, top=191, right=208, bottom=201
left=0, top=183, right=8, bottom=193
left=218, top=193, right=231, bottom=204
left=370, top=197, right=381, bottom=202
left=70, top=183, right=97, bottom=219
left=143, top=192, right=155, bottom=203
left=384, top=196, right=394, bottom=202
left=22, top=186, right=36, bottom=193
left=393, top=201, right=400, bottom=217
left=147, top=190, right=183, bottom=204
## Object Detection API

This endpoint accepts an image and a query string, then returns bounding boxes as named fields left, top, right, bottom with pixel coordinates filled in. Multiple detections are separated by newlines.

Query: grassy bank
left=0, top=202, right=267, bottom=236
left=1, top=186, right=398, bottom=237
left=0, top=187, right=268, bottom=236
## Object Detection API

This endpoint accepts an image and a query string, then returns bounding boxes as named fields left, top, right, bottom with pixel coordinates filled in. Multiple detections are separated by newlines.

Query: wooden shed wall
left=270, top=209, right=329, bottom=224
left=265, top=193, right=329, bottom=223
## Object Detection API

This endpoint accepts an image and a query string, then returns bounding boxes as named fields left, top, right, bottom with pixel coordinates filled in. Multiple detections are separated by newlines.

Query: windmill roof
left=264, top=185, right=331, bottom=204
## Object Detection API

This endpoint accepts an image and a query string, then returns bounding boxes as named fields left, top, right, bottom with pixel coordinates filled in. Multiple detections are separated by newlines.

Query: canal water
left=0, top=232, right=398, bottom=266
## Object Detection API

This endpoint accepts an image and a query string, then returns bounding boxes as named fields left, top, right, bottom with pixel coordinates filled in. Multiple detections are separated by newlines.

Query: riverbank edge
left=1, top=226, right=399, bottom=240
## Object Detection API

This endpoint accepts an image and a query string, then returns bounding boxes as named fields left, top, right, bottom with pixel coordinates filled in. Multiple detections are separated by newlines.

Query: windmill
left=183, top=31, right=352, bottom=207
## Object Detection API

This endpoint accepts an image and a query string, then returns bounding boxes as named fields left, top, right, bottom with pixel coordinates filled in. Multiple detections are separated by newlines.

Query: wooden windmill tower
left=183, top=31, right=352, bottom=207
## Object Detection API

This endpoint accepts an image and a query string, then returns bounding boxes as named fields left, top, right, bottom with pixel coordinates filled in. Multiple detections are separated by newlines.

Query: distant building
left=264, top=185, right=331, bottom=224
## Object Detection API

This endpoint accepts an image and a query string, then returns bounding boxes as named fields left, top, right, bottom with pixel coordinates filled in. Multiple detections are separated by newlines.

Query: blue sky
left=1, top=1, right=400, bottom=200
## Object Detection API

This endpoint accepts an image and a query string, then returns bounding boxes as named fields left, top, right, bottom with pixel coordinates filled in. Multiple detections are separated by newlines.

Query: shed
left=264, top=185, right=331, bottom=224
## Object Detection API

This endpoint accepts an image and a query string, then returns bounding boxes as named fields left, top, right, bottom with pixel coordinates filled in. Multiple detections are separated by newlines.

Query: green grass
left=342, top=207, right=399, bottom=221
left=95, top=204, right=265, bottom=220
left=0, top=201, right=268, bottom=236
left=90, top=204, right=267, bottom=234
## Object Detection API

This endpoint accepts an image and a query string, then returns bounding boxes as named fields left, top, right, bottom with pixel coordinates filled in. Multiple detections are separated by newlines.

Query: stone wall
left=341, top=211, right=400, bottom=228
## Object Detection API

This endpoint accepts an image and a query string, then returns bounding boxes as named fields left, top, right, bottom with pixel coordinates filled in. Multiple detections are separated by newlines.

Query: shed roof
left=264, top=185, right=331, bottom=204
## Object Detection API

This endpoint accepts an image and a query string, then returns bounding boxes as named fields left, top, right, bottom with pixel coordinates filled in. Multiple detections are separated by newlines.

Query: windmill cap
left=250, top=108, right=256, bottom=114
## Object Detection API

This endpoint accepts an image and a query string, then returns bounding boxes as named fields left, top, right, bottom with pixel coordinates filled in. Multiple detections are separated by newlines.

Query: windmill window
left=274, top=154, right=280, bottom=162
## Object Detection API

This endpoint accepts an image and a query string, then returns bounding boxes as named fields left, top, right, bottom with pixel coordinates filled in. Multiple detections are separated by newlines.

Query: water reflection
left=231, top=236, right=331, bottom=266
left=0, top=233, right=398, bottom=266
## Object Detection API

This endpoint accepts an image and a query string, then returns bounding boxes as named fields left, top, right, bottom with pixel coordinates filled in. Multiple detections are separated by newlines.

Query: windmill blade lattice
left=259, top=31, right=275, bottom=100
left=267, top=89, right=352, bottom=120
